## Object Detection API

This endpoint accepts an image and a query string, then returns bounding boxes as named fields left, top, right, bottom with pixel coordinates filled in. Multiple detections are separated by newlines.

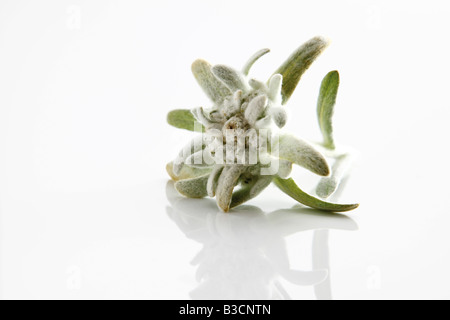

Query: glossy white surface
left=1, top=0, right=450, bottom=299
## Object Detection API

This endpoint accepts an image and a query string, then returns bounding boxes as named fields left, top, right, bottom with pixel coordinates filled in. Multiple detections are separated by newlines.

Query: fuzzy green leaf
left=167, top=109, right=205, bottom=132
left=273, top=177, right=359, bottom=212
left=192, top=59, right=232, bottom=104
left=174, top=174, right=210, bottom=198
left=317, top=71, right=339, bottom=150
left=272, top=134, right=330, bottom=176
left=273, top=36, right=329, bottom=104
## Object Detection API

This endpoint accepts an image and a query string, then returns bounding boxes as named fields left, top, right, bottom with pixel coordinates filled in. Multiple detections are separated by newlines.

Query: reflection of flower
left=166, top=182, right=358, bottom=300
left=166, top=37, right=359, bottom=213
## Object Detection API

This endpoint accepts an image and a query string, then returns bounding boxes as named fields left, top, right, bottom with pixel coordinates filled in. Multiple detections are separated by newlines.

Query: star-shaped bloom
left=167, top=37, right=359, bottom=213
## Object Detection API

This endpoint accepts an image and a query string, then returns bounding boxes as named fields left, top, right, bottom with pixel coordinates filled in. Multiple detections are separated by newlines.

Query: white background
left=1, top=0, right=449, bottom=300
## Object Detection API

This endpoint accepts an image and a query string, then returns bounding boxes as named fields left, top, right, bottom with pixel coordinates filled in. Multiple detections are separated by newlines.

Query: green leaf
left=242, top=48, right=270, bottom=76
left=272, top=134, right=330, bottom=176
left=174, top=174, right=210, bottom=198
left=273, top=177, right=359, bottom=212
left=192, top=59, right=232, bottom=104
left=273, top=36, right=329, bottom=104
left=167, top=109, right=205, bottom=132
left=317, top=71, right=339, bottom=150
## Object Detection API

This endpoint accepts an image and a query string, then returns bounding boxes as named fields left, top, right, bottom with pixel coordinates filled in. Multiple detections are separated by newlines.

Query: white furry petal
left=215, top=166, right=245, bottom=212
left=212, top=65, right=250, bottom=93
left=207, top=165, right=224, bottom=197
left=268, top=74, right=283, bottom=104
left=245, top=95, right=268, bottom=126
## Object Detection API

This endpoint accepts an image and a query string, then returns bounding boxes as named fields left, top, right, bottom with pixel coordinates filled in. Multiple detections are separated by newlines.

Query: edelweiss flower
left=167, top=37, right=359, bottom=213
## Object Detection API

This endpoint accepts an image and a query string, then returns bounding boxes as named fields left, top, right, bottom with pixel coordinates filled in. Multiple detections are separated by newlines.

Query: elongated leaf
left=242, top=48, right=270, bottom=76
left=272, top=134, right=330, bottom=176
left=230, top=175, right=273, bottom=208
left=212, top=65, right=250, bottom=93
left=273, top=177, right=359, bottom=212
left=167, top=109, right=205, bottom=132
left=317, top=71, right=339, bottom=150
left=166, top=161, right=212, bottom=182
left=273, top=37, right=329, bottom=104
left=174, top=174, right=210, bottom=198
left=192, top=59, right=231, bottom=104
